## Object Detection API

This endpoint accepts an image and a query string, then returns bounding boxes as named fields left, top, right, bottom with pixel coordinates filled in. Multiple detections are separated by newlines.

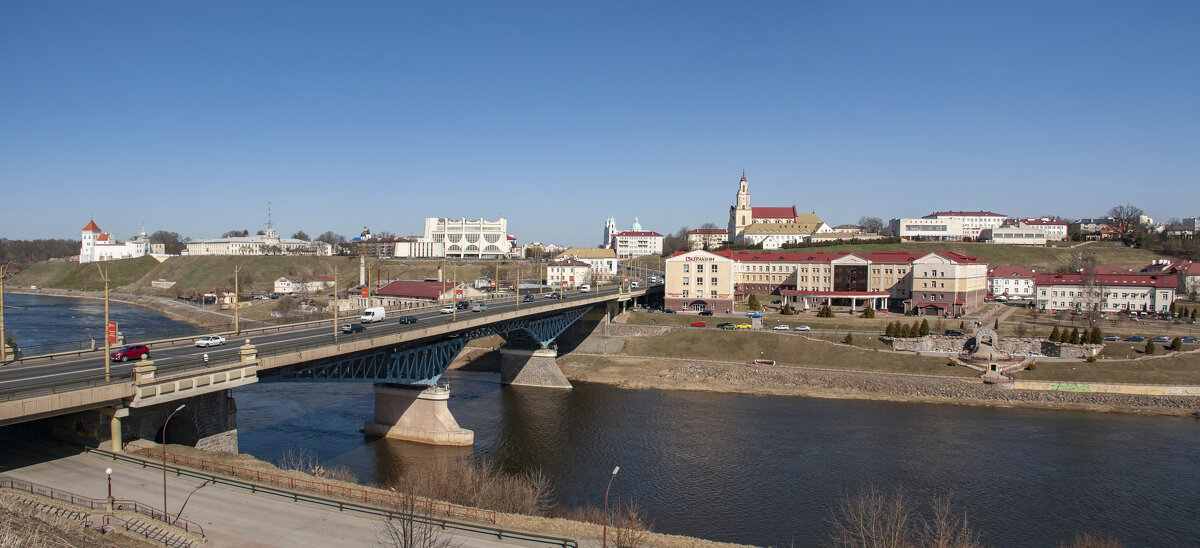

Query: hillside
left=11, top=256, right=534, bottom=296
left=754, top=241, right=1163, bottom=272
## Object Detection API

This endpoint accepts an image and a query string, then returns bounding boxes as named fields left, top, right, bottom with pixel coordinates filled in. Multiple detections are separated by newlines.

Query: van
left=579, top=284, right=591, bottom=293
left=360, top=306, right=386, bottom=323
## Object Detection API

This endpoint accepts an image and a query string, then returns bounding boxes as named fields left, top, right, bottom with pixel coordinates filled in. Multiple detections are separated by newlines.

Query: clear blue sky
left=2, top=1, right=1198, bottom=246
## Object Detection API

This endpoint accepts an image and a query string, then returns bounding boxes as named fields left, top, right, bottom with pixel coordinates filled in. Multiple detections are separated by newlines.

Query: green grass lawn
left=1014, top=351, right=1200, bottom=384
left=749, top=241, right=1165, bottom=271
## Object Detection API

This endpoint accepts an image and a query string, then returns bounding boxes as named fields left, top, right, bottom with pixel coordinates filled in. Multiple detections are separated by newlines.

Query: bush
left=860, top=306, right=875, bottom=319
left=1145, top=341, right=1156, bottom=355
left=1090, top=328, right=1104, bottom=344
left=1049, top=326, right=1060, bottom=342
left=1027, top=362, right=1038, bottom=370
left=1170, top=337, right=1182, bottom=351
left=781, top=305, right=795, bottom=315
left=817, top=305, right=834, bottom=318
left=825, top=486, right=982, bottom=548
left=919, top=319, right=930, bottom=337
left=885, top=322, right=896, bottom=337
left=1069, top=328, right=1080, bottom=345
left=1086, top=355, right=1097, bottom=363
left=843, top=333, right=854, bottom=345
left=947, top=359, right=958, bottom=367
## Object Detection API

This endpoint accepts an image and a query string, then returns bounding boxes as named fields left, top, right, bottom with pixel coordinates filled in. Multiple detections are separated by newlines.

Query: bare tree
left=222, top=229, right=250, bottom=238
left=376, top=478, right=459, bottom=548
left=1058, top=533, right=1124, bottom=548
left=292, top=230, right=310, bottom=241
left=608, top=497, right=652, bottom=548
left=858, top=216, right=885, bottom=234
left=826, top=486, right=981, bottom=548
left=1106, top=204, right=1145, bottom=235
left=149, top=230, right=185, bottom=254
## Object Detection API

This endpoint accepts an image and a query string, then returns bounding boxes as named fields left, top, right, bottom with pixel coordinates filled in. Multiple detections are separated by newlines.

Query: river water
left=7, top=295, right=1200, bottom=546
left=2, top=293, right=197, bottom=351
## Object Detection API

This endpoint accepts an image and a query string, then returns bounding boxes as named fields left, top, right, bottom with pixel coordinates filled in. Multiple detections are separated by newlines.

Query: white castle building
left=185, top=227, right=331, bottom=256
left=79, top=220, right=150, bottom=263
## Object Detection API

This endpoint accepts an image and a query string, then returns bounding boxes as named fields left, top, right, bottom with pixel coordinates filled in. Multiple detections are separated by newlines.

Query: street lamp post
left=322, top=262, right=339, bottom=343
left=162, top=404, right=185, bottom=523
left=94, top=263, right=111, bottom=382
left=0, top=262, right=11, bottom=364
left=603, top=465, right=620, bottom=548
left=233, top=263, right=243, bottom=335
left=106, top=467, right=113, bottom=514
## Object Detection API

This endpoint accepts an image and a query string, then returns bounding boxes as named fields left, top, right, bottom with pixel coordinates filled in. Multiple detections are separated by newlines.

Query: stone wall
left=887, top=335, right=1101, bottom=359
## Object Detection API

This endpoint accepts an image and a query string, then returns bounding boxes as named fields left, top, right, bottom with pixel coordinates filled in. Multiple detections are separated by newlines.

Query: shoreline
left=556, top=353, right=1200, bottom=417
left=8, top=287, right=233, bottom=329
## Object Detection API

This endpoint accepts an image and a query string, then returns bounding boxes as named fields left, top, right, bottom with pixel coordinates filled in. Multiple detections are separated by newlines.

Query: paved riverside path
left=3, top=450, right=565, bottom=548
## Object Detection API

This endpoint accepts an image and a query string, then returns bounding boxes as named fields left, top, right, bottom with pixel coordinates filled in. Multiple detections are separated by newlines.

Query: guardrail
left=91, top=447, right=577, bottom=547
left=0, top=287, right=649, bottom=402
left=0, top=474, right=205, bottom=538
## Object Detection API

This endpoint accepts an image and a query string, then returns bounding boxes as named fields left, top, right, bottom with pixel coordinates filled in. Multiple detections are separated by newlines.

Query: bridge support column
left=499, top=346, right=572, bottom=388
left=364, top=384, right=473, bottom=446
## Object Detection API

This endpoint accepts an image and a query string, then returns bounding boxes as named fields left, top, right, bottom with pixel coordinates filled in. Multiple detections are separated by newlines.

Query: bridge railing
left=0, top=474, right=205, bottom=538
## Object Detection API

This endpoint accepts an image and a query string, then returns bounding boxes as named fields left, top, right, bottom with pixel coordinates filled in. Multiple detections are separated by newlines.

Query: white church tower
left=80, top=219, right=102, bottom=263
left=603, top=216, right=618, bottom=248
left=727, top=171, right=752, bottom=243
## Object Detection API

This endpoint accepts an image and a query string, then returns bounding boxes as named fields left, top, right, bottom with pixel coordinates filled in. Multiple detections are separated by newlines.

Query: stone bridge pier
left=499, top=344, right=572, bottom=388
left=363, top=384, right=473, bottom=446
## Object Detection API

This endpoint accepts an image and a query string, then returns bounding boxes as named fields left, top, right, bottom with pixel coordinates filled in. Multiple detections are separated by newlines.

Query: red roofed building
left=79, top=219, right=150, bottom=263
left=374, top=280, right=481, bottom=306
left=727, top=173, right=813, bottom=243
left=613, top=227, right=664, bottom=258
left=1140, top=259, right=1200, bottom=296
left=664, top=247, right=988, bottom=315
left=1034, top=272, right=1176, bottom=313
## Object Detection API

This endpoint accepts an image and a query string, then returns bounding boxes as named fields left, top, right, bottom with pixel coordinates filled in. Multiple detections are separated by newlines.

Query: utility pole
left=233, top=263, right=242, bottom=335
left=94, top=263, right=111, bottom=382
left=0, top=262, right=10, bottom=363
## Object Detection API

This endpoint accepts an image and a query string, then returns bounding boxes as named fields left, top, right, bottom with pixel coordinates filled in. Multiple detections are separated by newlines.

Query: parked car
left=439, top=306, right=455, bottom=314
left=1182, top=336, right=1198, bottom=344
left=110, top=344, right=150, bottom=362
left=691, top=321, right=707, bottom=327
left=522, top=294, right=534, bottom=302
left=1124, top=335, right=1145, bottom=342
left=1102, top=335, right=1119, bottom=342
left=746, top=312, right=762, bottom=318
left=944, top=329, right=963, bottom=336
left=341, top=323, right=365, bottom=334
left=194, top=335, right=226, bottom=348
left=736, top=323, right=752, bottom=329
left=663, top=308, right=677, bottom=314
left=699, top=310, right=713, bottom=316
left=1151, top=336, right=1172, bottom=343
left=717, top=322, right=736, bottom=329
left=546, top=292, right=561, bottom=299
left=397, top=316, right=418, bottom=324
left=794, top=325, right=811, bottom=332
left=773, top=325, right=790, bottom=331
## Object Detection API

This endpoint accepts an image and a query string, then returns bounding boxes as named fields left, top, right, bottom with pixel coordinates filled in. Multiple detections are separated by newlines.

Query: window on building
left=683, top=264, right=689, bottom=273
left=697, top=264, right=704, bottom=273
left=711, top=277, right=717, bottom=285
left=682, top=290, right=689, bottom=298
left=682, top=277, right=689, bottom=285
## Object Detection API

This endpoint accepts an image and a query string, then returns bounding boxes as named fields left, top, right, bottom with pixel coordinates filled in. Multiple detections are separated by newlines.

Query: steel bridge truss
left=271, top=305, right=594, bottom=386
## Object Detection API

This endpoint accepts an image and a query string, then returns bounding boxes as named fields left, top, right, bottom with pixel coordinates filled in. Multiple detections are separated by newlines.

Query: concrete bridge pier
left=363, top=384, right=473, bottom=446
left=499, top=345, right=572, bottom=388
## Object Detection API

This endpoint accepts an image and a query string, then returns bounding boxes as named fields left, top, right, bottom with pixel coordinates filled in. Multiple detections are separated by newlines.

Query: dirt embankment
left=559, top=353, right=1200, bottom=416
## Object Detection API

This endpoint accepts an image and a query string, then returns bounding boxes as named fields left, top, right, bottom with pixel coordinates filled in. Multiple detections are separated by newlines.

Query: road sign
left=361, top=287, right=368, bottom=298
left=489, top=280, right=496, bottom=288
left=561, top=281, right=567, bottom=288
left=106, top=321, right=118, bottom=344
left=455, top=289, right=464, bottom=300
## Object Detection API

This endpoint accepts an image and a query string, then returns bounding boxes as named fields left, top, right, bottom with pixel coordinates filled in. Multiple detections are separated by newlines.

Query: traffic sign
left=561, top=281, right=567, bottom=288
left=361, top=287, right=369, bottom=299
left=106, top=321, right=118, bottom=344
left=455, top=289, right=464, bottom=300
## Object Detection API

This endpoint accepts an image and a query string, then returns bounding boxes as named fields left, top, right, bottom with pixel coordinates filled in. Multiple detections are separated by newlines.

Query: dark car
left=699, top=310, right=713, bottom=316
left=663, top=308, right=677, bottom=314
left=522, top=294, right=533, bottom=302
left=547, top=292, right=561, bottom=299
left=1102, top=335, right=1119, bottom=342
left=110, top=344, right=150, bottom=362
left=1124, top=335, right=1145, bottom=342
left=397, top=316, right=418, bottom=324
left=1182, top=336, right=1198, bottom=344
left=341, top=323, right=366, bottom=334
left=1150, top=336, right=1172, bottom=343
left=944, top=329, right=964, bottom=336
left=717, top=322, right=737, bottom=330
left=456, top=301, right=470, bottom=310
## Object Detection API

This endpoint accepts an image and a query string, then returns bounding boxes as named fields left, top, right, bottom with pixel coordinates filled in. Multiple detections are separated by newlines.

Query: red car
left=691, top=321, right=707, bottom=327
left=110, top=344, right=150, bottom=362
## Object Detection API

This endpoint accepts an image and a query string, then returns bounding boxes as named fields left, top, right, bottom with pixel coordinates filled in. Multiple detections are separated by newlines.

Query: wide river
left=7, top=295, right=1199, bottom=546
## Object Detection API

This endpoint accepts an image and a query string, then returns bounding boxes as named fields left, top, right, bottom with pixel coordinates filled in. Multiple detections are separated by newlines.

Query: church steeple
left=729, top=172, right=753, bottom=243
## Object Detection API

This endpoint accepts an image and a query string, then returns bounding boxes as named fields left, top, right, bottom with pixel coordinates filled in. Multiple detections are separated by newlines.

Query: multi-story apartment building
left=923, top=211, right=1006, bottom=240
left=906, top=253, right=989, bottom=316
left=663, top=250, right=737, bottom=313
left=613, top=230, right=663, bottom=258
left=1006, top=218, right=1069, bottom=241
left=1034, top=271, right=1176, bottom=313
left=988, top=266, right=1036, bottom=298
left=186, top=227, right=331, bottom=256
left=687, top=228, right=729, bottom=251
left=548, top=259, right=594, bottom=289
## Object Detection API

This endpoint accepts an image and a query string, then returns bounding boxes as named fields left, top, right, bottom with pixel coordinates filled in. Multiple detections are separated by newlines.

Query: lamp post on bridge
left=0, top=261, right=11, bottom=364
left=94, top=263, right=112, bottom=382
left=105, top=467, right=113, bottom=514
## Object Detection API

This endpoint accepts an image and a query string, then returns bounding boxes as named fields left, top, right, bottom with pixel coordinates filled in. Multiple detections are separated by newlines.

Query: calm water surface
left=236, top=373, right=1200, bottom=547
left=9, top=294, right=1199, bottom=546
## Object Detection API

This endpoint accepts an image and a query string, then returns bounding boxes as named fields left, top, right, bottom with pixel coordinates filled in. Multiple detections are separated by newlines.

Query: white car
left=194, top=335, right=226, bottom=347
left=439, top=306, right=455, bottom=314
left=794, top=325, right=811, bottom=332
left=773, top=325, right=790, bottom=331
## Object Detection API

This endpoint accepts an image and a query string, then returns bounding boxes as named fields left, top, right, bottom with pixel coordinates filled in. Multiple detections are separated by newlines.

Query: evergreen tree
left=1049, top=326, right=1060, bottom=341
left=1069, top=328, right=1080, bottom=345
left=1145, top=341, right=1156, bottom=355
left=1171, top=337, right=1182, bottom=351
left=912, top=320, right=922, bottom=337
left=860, top=306, right=875, bottom=319
left=1192, top=309, right=1197, bottom=321
left=900, top=324, right=911, bottom=338
left=994, top=319, right=999, bottom=329
left=886, top=322, right=896, bottom=337
left=843, top=333, right=854, bottom=345
left=919, top=319, right=931, bottom=337
left=1090, top=327, right=1104, bottom=344
left=959, top=321, right=965, bottom=330
left=1080, top=329, right=1091, bottom=344
left=747, top=294, right=761, bottom=311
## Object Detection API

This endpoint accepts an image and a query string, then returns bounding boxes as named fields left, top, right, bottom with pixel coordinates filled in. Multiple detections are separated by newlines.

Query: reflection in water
left=235, top=371, right=1200, bottom=547
left=371, top=438, right=472, bottom=487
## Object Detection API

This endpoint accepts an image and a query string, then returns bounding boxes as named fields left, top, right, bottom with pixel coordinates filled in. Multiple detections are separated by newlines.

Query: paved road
left=1, top=285, right=655, bottom=394
left=3, top=449, right=564, bottom=548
